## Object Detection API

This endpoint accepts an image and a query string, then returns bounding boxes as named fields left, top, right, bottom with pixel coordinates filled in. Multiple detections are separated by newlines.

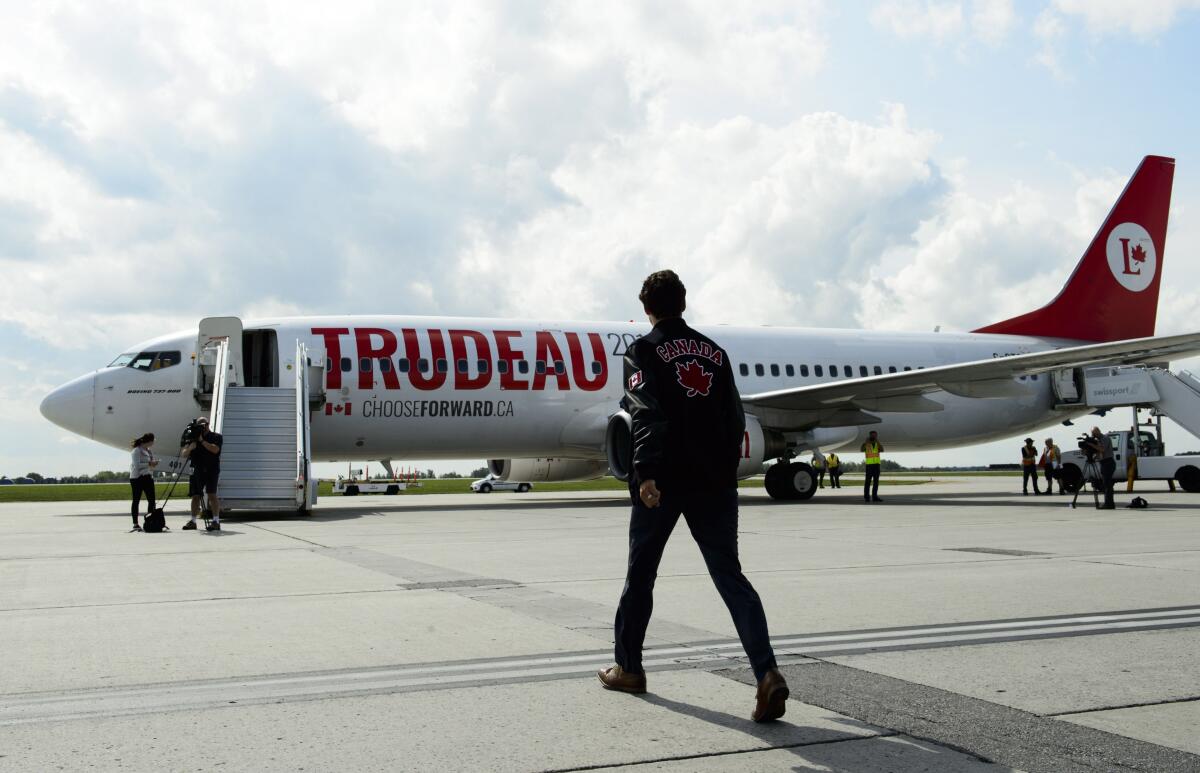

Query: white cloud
left=1033, top=9, right=1070, bottom=80
left=871, top=1, right=965, bottom=41
left=970, top=0, right=1016, bottom=45
left=1053, top=0, right=1200, bottom=38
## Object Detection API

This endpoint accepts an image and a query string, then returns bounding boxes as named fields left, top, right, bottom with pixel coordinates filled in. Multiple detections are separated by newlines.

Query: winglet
left=973, top=155, right=1174, bottom=342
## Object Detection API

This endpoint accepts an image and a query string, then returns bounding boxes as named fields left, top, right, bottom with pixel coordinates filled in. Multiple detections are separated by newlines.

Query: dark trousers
left=863, top=465, right=880, bottom=499
left=130, top=475, right=155, bottom=525
left=1022, top=465, right=1040, bottom=494
left=816, top=468, right=825, bottom=488
left=1100, top=458, right=1117, bottom=506
left=614, top=486, right=776, bottom=682
left=829, top=469, right=841, bottom=488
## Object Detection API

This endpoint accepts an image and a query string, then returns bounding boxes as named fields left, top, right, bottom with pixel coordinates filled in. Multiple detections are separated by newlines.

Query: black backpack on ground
left=143, top=464, right=186, bottom=533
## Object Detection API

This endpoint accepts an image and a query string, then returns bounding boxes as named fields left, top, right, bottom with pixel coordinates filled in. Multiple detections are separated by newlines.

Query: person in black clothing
left=181, top=416, right=224, bottom=531
left=1082, top=426, right=1117, bottom=509
left=597, top=270, right=788, bottom=724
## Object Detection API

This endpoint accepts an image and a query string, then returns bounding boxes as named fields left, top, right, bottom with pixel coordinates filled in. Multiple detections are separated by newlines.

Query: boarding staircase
left=198, top=337, right=317, bottom=513
left=1059, top=365, right=1200, bottom=439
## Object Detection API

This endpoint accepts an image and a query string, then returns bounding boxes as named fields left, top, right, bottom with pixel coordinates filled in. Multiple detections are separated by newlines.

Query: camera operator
left=1082, top=426, right=1117, bottom=509
left=180, top=416, right=223, bottom=531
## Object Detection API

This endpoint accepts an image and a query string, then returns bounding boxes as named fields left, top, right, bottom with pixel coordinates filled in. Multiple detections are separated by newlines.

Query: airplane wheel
left=764, top=462, right=816, bottom=500
left=1176, top=465, right=1200, bottom=493
left=764, top=463, right=790, bottom=499
left=786, top=463, right=818, bottom=501
left=1059, top=464, right=1083, bottom=494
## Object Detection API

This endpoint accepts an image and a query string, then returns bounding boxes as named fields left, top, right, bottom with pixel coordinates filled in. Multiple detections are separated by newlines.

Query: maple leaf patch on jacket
left=675, top=360, right=713, bottom=397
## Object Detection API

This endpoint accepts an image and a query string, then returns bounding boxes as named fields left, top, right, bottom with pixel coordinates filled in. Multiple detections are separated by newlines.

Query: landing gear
left=764, top=462, right=818, bottom=501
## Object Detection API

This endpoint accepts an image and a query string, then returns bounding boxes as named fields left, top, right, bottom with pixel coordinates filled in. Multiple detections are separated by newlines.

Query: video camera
left=180, top=419, right=206, bottom=447
left=1077, top=433, right=1096, bottom=461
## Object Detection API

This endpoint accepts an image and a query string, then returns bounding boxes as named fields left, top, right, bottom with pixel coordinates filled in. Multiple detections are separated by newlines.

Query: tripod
left=1070, top=457, right=1102, bottom=509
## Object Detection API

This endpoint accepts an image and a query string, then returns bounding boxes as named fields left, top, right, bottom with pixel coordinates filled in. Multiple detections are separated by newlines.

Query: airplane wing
left=741, top=331, right=1200, bottom=429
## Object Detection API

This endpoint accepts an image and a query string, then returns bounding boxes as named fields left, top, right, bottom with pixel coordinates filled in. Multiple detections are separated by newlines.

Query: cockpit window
left=108, top=353, right=135, bottom=368
left=127, top=351, right=182, bottom=372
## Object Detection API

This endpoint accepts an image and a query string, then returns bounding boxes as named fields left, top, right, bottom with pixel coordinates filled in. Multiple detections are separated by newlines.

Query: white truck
left=1058, top=429, right=1200, bottom=494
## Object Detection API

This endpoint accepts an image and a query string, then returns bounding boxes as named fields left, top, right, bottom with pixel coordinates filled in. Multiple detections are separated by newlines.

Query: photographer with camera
left=180, top=416, right=223, bottom=531
left=1081, top=426, right=1117, bottom=509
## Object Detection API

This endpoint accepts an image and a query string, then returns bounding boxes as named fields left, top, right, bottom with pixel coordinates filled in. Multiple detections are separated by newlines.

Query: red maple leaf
left=675, top=360, right=713, bottom=397
left=1130, top=244, right=1147, bottom=264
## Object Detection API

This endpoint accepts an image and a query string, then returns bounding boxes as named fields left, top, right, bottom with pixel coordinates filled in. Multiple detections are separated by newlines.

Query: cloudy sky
left=4, top=0, right=1200, bottom=477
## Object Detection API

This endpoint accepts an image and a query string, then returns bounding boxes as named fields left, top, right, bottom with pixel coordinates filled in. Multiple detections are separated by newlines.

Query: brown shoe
left=597, top=664, right=647, bottom=694
left=752, top=668, right=789, bottom=723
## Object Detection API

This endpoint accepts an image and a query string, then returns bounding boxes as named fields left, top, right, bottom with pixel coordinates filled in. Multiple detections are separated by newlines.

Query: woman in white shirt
left=129, top=433, right=158, bottom=531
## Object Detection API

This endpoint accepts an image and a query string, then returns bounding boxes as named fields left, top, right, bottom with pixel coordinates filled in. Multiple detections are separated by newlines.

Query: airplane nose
left=40, top=373, right=96, bottom=439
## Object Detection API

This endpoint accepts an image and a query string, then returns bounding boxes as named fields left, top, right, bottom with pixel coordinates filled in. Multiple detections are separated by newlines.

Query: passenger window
left=843, top=366, right=852, bottom=377
left=497, top=360, right=509, bottom=375
left=379, top=358, right=392, bottom=373
left=888, top=366, right=897, bottom=373
left=785, top=365, right=795, bottom=377
left=815, top=365, right=823, bottom=377
left=477, top=359, right=489, bottom=373
left=418, top=358, right=429, bottom=373
left=536, top=361, right=546, bottom=375
left=873, top=366, right=882, bottom=375
left=397, top=358, right=410, bottom=373
left=859, top=366, right=868, bottom=377
left=799, top=365, right=809, bottom=377
left=341, top=357, right=352, bottom=373
left=518, top=360, right=530, bottom=374
left=108, top=353, right=136, bottom=368
left=739, top=364, right=749, bottom=377
left=457, top=359, right=468, bottom=374
left=436, top=359, right=448, bottom=373
left=554, top=361, right=566, bottom=375
left=770, top=364, right=780, bottom=377
left=755, top=364, right=765, bottom=377
left=326, top=358, right=333, bottom=373
left=360, top=358, right=371, bottom=373
left=903, top=366, right=912, bottom=371
left=591, top=361, right=602, bottom=375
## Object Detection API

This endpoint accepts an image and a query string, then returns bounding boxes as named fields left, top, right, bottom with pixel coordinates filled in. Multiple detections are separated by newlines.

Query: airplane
left=40, top=155, right=1200, bottom=502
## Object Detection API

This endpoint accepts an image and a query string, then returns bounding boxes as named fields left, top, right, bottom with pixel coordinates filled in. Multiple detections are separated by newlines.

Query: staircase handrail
left=209, top=339, right=231, bottom=434
left=295, top=340, right=313, bottom=509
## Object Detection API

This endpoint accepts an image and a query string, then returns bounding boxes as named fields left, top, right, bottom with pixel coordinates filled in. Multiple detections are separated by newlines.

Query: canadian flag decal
left=628, top=370, right=644, bottom=390
left=325, top=401, right=353, bottom=416
left=675, top=360, right=713, bottom=397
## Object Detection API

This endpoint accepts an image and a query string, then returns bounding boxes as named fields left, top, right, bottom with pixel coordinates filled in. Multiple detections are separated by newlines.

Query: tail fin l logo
left=1106, top=222, right=1157, bottom=292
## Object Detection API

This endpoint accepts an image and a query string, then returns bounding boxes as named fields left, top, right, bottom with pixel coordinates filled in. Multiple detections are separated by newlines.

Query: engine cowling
left=605, top=410, right=786, bottom=481
left=487, top=458, right=609, bottom=483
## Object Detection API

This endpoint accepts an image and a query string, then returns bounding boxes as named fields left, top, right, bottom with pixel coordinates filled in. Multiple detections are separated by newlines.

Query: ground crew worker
left=1126, top=427, right=1138, bottom=492
left=861, top=430, right=883, bottom=502
left=598, top=270, right=788, bottom=724
left=1040, top=438, right=1062, bottom=495
left=1021, top=438, right=1041, bottom=495
left=811, top=449, right=826, bottom=488
left=827, top=452, right=841, bottom=488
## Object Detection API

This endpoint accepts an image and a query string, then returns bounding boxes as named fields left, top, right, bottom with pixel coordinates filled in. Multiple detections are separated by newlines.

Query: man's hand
left=639, top=479, right=661, bottom=508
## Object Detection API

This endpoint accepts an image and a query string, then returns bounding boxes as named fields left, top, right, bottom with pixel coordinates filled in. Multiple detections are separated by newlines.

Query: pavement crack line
left=533, top=732, right=903, bottom=773
left=238, top=522, right=329, bottom=548
left=1048, top=694, right=1200, bottom=717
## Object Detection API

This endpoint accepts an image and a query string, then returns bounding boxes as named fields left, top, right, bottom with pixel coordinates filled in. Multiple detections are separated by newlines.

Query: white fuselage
left=44, top=316, right=1086, bottom=464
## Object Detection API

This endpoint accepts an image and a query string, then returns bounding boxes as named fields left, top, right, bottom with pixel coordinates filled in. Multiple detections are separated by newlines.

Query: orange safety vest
left=1021, top=446, right=1037, bottom=466
left=863, top=442, right=881, bottom=465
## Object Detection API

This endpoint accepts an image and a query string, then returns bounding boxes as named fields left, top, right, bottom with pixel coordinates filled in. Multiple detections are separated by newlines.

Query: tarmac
left=1, top=476, right=1198, bottom=772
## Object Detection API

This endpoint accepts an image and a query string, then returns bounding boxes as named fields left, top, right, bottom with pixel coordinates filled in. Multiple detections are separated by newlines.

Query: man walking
left=861, top=430, right=883, bottom=502
left=181, top=416, right=223, bottom=531
left=811, top=449, right=826, bottom=488
left=827, top=452, right=841, bottom=488
left=598, top=270, right=788, bottom=723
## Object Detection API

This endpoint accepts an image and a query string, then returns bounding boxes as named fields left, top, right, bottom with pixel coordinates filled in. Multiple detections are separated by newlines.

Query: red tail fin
left=973, top=155, right=1174, bottom=342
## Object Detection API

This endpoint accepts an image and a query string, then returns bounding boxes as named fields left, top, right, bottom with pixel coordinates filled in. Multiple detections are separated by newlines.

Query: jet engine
left=605, top=410, right=785, bottom=481
left=487, top=458, right=609, bottom=482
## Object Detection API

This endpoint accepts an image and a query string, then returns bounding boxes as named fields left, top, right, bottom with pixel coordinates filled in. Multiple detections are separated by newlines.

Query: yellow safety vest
left=863, top=442, right=881, bottom=465
left=828, top=453, right=839, bottom=469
